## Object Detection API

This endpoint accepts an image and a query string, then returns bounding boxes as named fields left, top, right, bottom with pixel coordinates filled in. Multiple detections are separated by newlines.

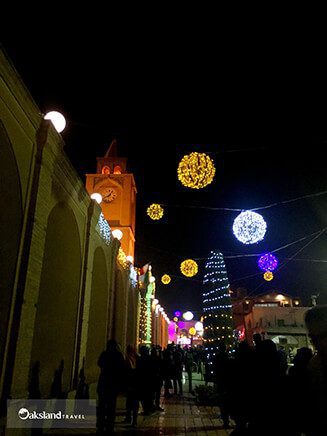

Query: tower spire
left=104, top=139, right=118, bottom=158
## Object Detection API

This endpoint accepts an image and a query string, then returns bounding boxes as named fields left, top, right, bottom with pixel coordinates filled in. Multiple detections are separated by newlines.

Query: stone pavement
left=45, top=373, right=235, bottom=435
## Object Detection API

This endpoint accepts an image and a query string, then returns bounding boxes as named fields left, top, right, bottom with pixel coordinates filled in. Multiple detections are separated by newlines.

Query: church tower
left=86, top=140, right=137, bottom=258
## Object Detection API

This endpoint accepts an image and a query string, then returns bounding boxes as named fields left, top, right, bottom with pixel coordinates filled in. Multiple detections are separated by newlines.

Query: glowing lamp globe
left=90, top=192, right=102, bottom=204
left=149, top=276, right=156, bottom=283
left=180, top=259, right=198, bottom=277
left=147, top=203, right=164, bottom=220
left=258, top=253, right=278, bottom=271
left=189, top=327, right=196, bottom=336
left=173, top=316, right=178, bottom=322
left=126, top=255, right=134, bottom=263
left=112, top=229, right=123, bottom=240
left=161, top=274, right=171, bottom=285
left=195, top=321, right=203, bottom=331
left=263, top=271, right=274, bottom=281
left=174, top=310, right=181, bottom=317
left=183, top=311, right=194, bottom=321
left=177, top=152, right=216, bottom=189
left=233, top=210, right=267, bottom=244
left=44, top=111, right=66, bottom=133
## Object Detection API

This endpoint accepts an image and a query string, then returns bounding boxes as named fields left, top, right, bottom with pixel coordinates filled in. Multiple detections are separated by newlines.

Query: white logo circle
left=18, top=408, right=29, bottom=420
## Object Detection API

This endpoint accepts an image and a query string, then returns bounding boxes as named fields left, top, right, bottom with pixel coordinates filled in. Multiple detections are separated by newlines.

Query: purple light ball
left=174, top=310, right=181, bottom=317
left=258, top=253, right=278, bottom=271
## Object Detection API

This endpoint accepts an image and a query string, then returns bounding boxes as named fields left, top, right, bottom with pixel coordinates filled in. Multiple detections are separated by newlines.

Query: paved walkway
left=46, top=373, right=235, bottom=435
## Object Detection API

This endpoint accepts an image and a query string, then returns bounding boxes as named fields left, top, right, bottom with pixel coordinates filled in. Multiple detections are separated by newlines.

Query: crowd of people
left=212, top=304, right=327, bottom=435
left=96, top=341, right=206, bottom=433
left=95, top=304, right=327, bottom=435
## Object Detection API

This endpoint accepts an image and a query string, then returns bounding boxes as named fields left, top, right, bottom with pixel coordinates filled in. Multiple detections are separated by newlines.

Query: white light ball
left=195, top=321, right=203, bottom=331
left=90, top=193, right=102, bottom=204
left=126, top=255, right=134, bottom=263
left=149, top=276, right=156, bottom=283
left=44, top=111, right=66, bottom=133
left=112, top=229, right=123, bottom=240
left=232, top=210, right=267, bottom=244
left=183, top=311, right=194, bottom=321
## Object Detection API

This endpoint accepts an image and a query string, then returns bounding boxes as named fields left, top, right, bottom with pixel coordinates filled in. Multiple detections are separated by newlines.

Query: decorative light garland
left=161, top=274, right=171, bottom=284
left=233, top=210, right=267, bottom=244
left=147, top=203, right=164, bottom=220
left=97, top=212, right=111, bottom=245
left=177, top=152, right=216, bottom=189
left=263, top=271, right=274, bottom=281
left=258, top=253, right=278, bottom=271
left=180, top=259, right=198, bottom=277
left=202, top=251, right=234, bottom=376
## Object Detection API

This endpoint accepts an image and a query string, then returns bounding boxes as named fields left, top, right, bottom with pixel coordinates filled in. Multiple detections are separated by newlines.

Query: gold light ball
left=264, top=271, right=274, bottom=281
left=177, top=152, right=216, bottom=189
left=147, top=203, right=164, bottom=220
left=180, top=259, right=198, bottom=277
left=189, top=327, right=196, bottom=336
left=161, top=274, right=171, bottom=284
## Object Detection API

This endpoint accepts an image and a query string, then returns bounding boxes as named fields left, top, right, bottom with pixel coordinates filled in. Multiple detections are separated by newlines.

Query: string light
left=147, top=203, right=164, bottom=220
left=263, top=271, right=274, bottom=281
left=233, top=210, right=267, bottom=244
left=202, top=251, right=234, bottom=372
left=180, top=259, right=198, bottom=277
left=258, top=253, right=278, bottom=271
left=177, top=152, right=216, bottom=189
left=97, top=212, right=111, bottom=245
left=161, top=274, right=171, bottom=284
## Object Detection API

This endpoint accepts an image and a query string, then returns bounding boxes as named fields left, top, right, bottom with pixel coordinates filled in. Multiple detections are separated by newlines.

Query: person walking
left=96, top=339, right=125, bottom=434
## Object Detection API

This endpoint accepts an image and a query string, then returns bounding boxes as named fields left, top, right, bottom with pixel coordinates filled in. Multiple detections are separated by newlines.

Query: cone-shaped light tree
left=202, top=251, right=234, bottom=375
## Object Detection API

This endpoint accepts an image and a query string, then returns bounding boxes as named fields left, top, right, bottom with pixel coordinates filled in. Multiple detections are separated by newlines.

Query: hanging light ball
left=258, top=253, right=278, bottom=272
left=232, top=210, right=267, bottom=244
left=174, top=310, right=181, bottom=317
left=183, top=311, right=194, bottom=321
left=189, top=327, right=196, bottom=336
left=263, top=271, right=274, bottom=281
left=161, top=274, right=171, bottom=284
left=177, top=152, right=216, bottom=189
left=180, top=259, right=198, bottom=277
left=147, top=203, right=164, bottom=220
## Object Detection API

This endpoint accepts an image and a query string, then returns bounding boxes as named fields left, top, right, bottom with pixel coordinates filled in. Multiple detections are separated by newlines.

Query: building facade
left=0, top=46, right=139, bottom=422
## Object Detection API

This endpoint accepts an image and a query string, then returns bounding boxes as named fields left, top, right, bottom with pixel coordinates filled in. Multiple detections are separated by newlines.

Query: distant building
left=232, top=291, right=311, bottom=353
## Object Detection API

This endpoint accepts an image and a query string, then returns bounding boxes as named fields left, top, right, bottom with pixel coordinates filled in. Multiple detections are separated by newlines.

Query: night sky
left=2, top=36, right=327, bottom=318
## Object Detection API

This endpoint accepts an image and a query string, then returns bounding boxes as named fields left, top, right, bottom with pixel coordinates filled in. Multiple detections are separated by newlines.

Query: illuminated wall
left=0, top=48, right=139, bottom=404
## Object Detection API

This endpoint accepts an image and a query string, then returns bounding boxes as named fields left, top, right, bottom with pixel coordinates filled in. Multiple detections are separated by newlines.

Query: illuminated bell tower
left=85, top=139, right=137, bottom=258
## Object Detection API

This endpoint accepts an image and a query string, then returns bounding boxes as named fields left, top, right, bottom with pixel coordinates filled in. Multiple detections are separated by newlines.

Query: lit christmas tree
left=202, top=251, right=234, bottom=375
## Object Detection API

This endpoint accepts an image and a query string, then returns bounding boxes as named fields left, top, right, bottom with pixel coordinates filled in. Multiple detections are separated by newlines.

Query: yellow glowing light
left=189, top=327, right=196, bottom=336
left=180, top=259, right=198, bottom=277
left=161, top=274, right=171, bottom=284
left=173, top=316, right=178, bottom=322
left=117, top=247, right=129, bottom=269
left=147, top=203, right=164, bottom=220
left=264, top=271, right=274, bottom=281
left=177, top=152, right=215, bottom=189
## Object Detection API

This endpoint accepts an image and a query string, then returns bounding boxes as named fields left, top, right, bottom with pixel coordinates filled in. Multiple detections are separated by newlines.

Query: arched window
left=113, top=165, right=121, bottom=174
left=102, top=166, right=110, bottom=175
